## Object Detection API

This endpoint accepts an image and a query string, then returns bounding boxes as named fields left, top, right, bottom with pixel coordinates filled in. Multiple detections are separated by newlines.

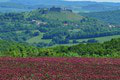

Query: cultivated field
left=0, top=57, right=120, bottom=80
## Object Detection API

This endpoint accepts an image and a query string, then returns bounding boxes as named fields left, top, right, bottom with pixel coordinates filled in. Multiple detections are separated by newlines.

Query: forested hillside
left=1, top=7, right=120, bottom=47
left=1, top=38, right=120, bottom=58
left=80, top=10, right=120, bottom=25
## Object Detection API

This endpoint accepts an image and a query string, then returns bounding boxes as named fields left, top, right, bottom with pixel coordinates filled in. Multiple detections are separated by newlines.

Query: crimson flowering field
left=0, top=57, right=120, bottom=80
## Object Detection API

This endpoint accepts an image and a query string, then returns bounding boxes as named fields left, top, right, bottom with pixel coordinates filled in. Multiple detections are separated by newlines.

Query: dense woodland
left=1, top=7, right=120, bottom=47
left=1, top=38, right=120, bottom=58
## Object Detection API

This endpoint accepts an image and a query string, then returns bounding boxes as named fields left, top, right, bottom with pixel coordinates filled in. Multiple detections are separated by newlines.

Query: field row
left=0, top=57, right=120, bottom=80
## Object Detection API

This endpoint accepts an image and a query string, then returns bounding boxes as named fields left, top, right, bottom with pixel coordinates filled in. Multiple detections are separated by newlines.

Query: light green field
left=52, top=43, right=78, bottom=47
left=77, top=35, right=120, bottom=43
left=26, top=33, right=51, bottom=43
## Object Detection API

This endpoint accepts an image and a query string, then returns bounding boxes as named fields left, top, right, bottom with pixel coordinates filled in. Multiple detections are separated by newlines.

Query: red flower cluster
left=0, top=57, right=120, bottom=80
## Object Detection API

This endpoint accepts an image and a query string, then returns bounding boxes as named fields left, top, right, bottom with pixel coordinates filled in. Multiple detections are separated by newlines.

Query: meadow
left=77, top=34, right=120, bottom=43
left=0, top=57, right=120, bottom=80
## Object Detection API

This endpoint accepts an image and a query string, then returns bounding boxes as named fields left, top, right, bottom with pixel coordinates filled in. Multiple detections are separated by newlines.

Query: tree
left=33, top=32, right=40, bottom=36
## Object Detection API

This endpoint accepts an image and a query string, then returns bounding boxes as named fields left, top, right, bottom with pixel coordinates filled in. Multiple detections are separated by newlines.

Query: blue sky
left=65, top=0, right=120, bottom=2
left=0, top=0, right=120, bottom=3
left=0, top=0, right=10, bottom=2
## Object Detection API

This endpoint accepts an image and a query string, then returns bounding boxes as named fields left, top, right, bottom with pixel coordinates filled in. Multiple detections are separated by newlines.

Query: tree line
left=1, top=38, right=120, bottom=58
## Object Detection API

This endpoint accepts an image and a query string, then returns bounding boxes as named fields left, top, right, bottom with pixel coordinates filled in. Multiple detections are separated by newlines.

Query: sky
left=0, top=0, right=10, bottom=2
left=65, top=0, right=120, bottom=2
left=0, top=0, right=120, bottom=3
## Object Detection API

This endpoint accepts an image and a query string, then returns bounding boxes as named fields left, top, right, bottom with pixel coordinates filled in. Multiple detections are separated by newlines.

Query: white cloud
left=65, top=0, right=120, bottom=2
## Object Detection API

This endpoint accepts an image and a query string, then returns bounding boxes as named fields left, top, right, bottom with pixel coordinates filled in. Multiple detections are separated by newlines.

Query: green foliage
left=1, top=38, right=120, bottom=58
left=64, top=52, right=80, bottom=57
left=0, top=40, right=39, bottom=57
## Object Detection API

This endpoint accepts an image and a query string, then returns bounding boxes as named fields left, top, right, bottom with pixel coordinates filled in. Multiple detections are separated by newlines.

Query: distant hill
left=9, top=0, right=120, bottom=12
left=82, top=4, right=120, bottom=12
left=27, top=8, right=83, bottom=22
left=9, top=0, right=96, bottom=5
left=80, top=10, right=120, bottom=25
left=0, top=2, right=31, bottom=12
left=1, top=0, right=120, bottom=12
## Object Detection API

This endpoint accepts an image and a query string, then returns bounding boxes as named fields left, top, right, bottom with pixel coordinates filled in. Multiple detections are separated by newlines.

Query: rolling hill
left=1, top=7, right=120, bottom=47
left=80, top=10, right=120, bottom=25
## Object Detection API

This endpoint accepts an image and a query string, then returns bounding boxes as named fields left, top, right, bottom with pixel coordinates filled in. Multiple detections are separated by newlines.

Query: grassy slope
left=42, top=11, right=83, bottom=21
left=26, top=33, right=51, bottom=43
left=26, top=10, right=84, bottom=22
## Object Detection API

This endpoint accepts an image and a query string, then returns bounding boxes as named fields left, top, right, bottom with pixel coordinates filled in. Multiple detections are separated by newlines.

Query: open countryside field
left=77, top=35, right=120, bottom=43
left=26, top=33, right=52, bottom=44
left=0, top=57, right=120, bottom=80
